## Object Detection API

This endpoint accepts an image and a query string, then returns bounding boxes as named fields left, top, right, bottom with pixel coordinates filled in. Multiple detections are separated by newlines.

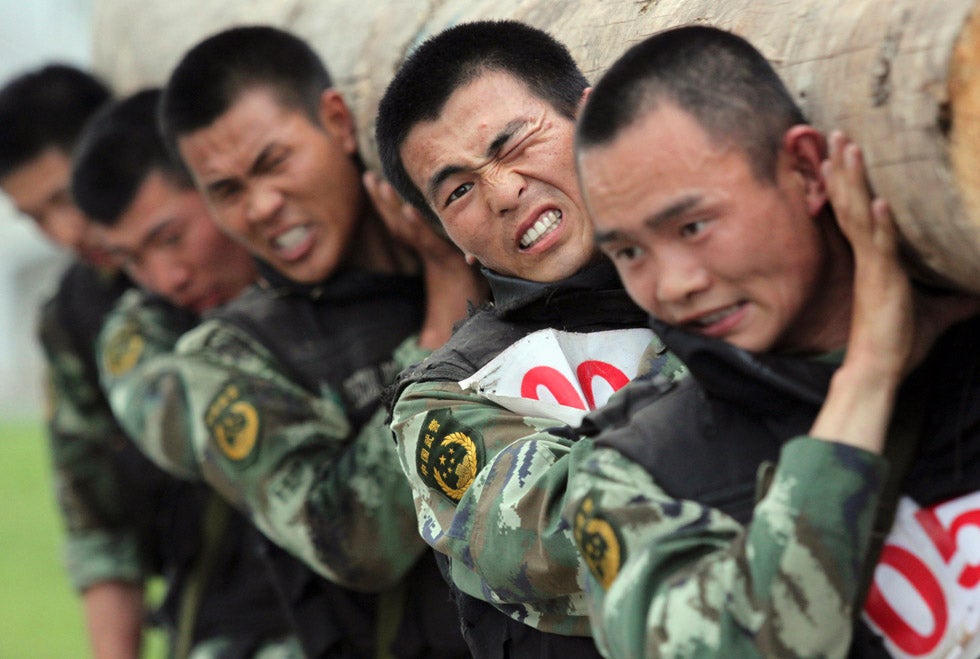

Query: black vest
left=392, top=260, right=648, bottom=659
left=48, top=266, right=294, bottom=653
left=213, top=263, right=468, bottom=659
left=581, top=315, right=980, bottom=658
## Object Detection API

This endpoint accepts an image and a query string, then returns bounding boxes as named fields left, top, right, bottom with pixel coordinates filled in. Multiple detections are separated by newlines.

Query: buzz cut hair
left=576, top=25, right=806, bottom=183
left=72, top=88, right=193, bottom=227
left=376, top=20, right=589, bottom=227
left=159, top=25, right=333, bottom=161
left=0, top=64, right=111, bottom=180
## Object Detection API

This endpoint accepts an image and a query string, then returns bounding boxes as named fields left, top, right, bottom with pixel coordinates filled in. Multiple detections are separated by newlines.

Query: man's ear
left=575, top=86, right=593, bottom=118
left=782, top=124, right=828, bottom=217
left=317, top=88, right=358, bottom=154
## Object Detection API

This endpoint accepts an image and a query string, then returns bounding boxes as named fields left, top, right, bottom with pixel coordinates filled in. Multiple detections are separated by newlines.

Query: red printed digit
left=521, top=366, right=586, bottom=409
left=916, top=506, right=980, bottom=588
left=865, top=545, right=947, bottom=656
left=576, top=361, right=630, bottom=409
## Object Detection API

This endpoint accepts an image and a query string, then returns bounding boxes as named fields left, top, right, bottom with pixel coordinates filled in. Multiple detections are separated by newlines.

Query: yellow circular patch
left=432, top=431, right=480, bottom=501
left=416, top=411, right=485, bottom=503
left=103, top=325, right=145, bottom=377
left=573, top=496, right=623, bottom=590
left=205, top=384, right=261, bottom=463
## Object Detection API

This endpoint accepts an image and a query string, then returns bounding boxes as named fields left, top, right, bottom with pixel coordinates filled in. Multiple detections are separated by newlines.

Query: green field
left=0, top=416, right=168, bottom=658
left=0, top=416, right=88, bottom=657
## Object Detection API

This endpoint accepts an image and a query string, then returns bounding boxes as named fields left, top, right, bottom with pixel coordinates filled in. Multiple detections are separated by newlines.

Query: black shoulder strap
left=854, top=368, right=932, bottom=610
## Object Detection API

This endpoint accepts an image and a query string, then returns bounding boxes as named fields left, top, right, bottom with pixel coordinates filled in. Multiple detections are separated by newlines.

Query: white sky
left=0, top=0, right=93, bottom=415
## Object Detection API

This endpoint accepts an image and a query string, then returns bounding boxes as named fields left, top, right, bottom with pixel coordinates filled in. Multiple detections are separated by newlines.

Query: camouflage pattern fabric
left=564, top=437, right=887, bottom=658
left=37, top=286, right=148, bottom=591
left=389, top=337, right=687, bottom=636
left=98, top=288, right=430, bottom=590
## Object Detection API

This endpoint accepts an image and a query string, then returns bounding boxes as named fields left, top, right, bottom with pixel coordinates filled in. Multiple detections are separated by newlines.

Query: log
left=91, top=0, right=980, bottom=293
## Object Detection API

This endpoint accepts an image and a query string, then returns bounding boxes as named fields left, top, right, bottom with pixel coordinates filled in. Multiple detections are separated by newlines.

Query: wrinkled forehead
left=400, top=70, right=552, bottom=175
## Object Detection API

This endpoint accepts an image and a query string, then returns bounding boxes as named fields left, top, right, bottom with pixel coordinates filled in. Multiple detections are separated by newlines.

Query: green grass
left=0, top=417, right=166, bottom=658
left=0, top=416, right=88, bottom=658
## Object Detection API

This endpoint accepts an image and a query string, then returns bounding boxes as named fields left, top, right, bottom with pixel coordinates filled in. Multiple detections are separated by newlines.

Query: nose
left=483, top=167, right=526, bottom=216
left=244, top=182, right=283, bottom=226
left=654, top=246, right=710, bottom=308
left=43, top=206, right=88, bottom=253
left=144, top=255, right=192, bottom=303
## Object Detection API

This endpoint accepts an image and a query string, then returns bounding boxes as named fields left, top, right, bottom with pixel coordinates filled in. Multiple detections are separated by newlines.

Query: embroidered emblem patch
left=205, top=383, right=261, bottom=464
left=573, top=496, right=623, bottom=590
left=102, top=322, right=145, bottom=377
left=416, top=411, right=484, bottom=503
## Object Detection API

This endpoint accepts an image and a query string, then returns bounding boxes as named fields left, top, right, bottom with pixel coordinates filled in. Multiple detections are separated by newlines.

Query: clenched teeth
left=520, top=209, right=562, bottom=248
left=274, top=225, right=310, bottom=251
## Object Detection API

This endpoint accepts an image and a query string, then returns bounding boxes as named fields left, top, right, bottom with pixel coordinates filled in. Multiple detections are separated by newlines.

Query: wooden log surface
left=91, top=0, right=980, bottom=292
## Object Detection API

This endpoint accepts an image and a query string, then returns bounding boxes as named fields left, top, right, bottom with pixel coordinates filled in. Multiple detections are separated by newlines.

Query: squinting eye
left=159, top=230, right=183, bottom=248
left=680, top=220, right=706, bottom=237
left=610, top=245, right=643, bottom=262
left=445, top=182, right=473, bottom=207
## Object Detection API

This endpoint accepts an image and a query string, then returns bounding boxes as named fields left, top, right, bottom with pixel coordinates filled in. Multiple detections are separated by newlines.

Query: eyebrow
left=594, top=194, right=702, bottom=244
left=110, top=217, right=175, bottom=260
left=250, top=143, right=280, bottom=176
left=424, top=119, right=526, bottom=204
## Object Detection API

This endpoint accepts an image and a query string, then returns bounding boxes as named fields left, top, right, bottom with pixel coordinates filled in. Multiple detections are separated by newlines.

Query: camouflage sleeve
left=565, top=436, right=888, bottom=658
left=390, top=380, right=593, bottom=635
left=101, top=303, right=428, bottom=591
left=97, top=290, right=201, bottom=480
left=37, top=297, right=146, bottom=592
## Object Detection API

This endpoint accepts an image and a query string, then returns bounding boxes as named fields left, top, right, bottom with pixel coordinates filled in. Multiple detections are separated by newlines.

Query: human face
left=0, top=148, right=113, bottom=267
left=102, top=171, right=255, bottom=313
left=177, top=87, right=364, bottom=284
left=400, top=70, right=594, bottom=282
left=580, top=103, right=845, bottom=355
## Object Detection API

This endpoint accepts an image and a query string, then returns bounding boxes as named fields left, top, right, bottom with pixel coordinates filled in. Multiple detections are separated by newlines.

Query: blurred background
left=0, top=1, right=100, bottom=656
left=0, top=2, right=88, bottom=417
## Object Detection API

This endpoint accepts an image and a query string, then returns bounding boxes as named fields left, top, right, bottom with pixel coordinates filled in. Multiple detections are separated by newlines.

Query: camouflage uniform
left=38, top=264, right=152, bottom=592
left=99, top=275, right=428, bottom=588
left=564, top=315, right=980, bottom=658
left=99, top=267, right=468, bottom=658
left=567, top=438, right=885, bottom=658
left=389, top=260, right=686, bottom=644
left=39, top=263, right=298, bottom=657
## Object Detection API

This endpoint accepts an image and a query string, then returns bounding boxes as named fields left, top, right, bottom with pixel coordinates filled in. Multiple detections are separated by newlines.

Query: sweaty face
left=580, top=103, right=843, bottom=355
left=102, top=171, right=255, bottom=313
left=400, top=70, right=595, bottom=282
left=0, top=148, right=113, bottom=267
left=177, top=88, right=364, bottom=284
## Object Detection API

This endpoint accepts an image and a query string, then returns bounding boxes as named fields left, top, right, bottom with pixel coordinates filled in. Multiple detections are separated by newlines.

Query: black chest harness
left=215, top=264, right=469, bottom=658
left=392, top=261, right=648, bottom=659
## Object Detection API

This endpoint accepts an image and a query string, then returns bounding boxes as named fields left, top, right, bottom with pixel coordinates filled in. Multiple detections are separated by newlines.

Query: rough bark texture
left=91, top=0, right=980, bottom=292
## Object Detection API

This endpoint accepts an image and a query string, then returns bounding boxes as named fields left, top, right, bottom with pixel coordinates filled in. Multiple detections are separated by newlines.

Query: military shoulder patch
left=102, top=321, right=146, bottom=377
left=573, top=495, right=624, bottom=591
left=205, top=382, right=261, bottom=466
left=416, top=410, right=485, bottom=503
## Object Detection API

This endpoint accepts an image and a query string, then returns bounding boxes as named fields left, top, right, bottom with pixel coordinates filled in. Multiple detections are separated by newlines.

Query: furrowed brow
left=425, top=119, right=526, bottom=204
left=484, top=120, right=523, bottom=159
left=249, top=144, right=279, bottom=176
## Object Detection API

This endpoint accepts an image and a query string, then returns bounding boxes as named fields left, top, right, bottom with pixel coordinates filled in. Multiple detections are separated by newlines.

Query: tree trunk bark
left=91, top=0, right=980, bottom=292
